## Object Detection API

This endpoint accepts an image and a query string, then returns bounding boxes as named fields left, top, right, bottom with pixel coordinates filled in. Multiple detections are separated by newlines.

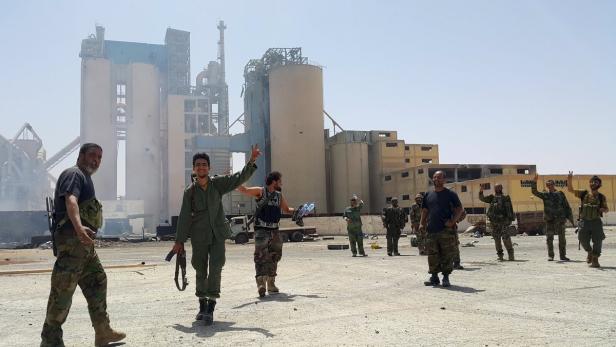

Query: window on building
left=480, top=183, right=491, bottom=190
left=197, top=99, right=208, bottom=112
left=211, top=103, right=219, bottom=114
left=379, top=132, right=390, bottom=138
left=402, top=194, right=410, bottom=200
left=490, top=168, right=503, bottom=175
left=520, top=180, right=533, bottom=188
left=422, top=159, right=432, bottom=163
left=461, top=185, right=467, bottom=192
left=418, top=168, right=424, bottom=174
left=198, top=115, right=209, bottom=134
left=405, top=158, right=410, bottom=163
left=517, top=168, right=530, bottom=175
left=465, top=207, right=486, bottom=214
left=386, top=142, right=398, bottom=148
left=401, top=172, right=409, bottom=178
left=421, top=146, right=432, bottom=151
left=184, top=99, right=195, bottom=112
left=555, top=180, right=567, bottom=188
left=184, top=114, right=197, bottom=133
left=116, top=83, right=126, bottom=105
left=405, top=145, right=410, bottom=151
left=384, top=175, right=392, bottom=181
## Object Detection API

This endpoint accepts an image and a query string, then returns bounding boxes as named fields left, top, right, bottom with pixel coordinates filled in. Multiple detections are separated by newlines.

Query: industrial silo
left=328, top=132, right=371, bottom=213
left=268, top=64, right=327, bottom=212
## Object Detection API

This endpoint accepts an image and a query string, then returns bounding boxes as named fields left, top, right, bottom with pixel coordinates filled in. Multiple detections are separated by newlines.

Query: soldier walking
left=531, top=174, right=574, bottom=261
left=567, top=172, right=608, bottom=268
left=382, top=197, right=407, bottom=256
left=236, top=171, right=295, bottom=297
left=344, top=195, right=366, bottom=257
left=170, top=145, right=260, bottom=325
left=41, top=143, right=125, bottom=347
left=410, top=194, right=424, bottom=255
left=479, top=184, right=516, bottom=261
left=420, top=171, right=464, bottom=287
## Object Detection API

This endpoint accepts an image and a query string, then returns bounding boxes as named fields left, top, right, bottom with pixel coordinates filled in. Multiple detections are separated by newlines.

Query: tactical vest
left=58, top=198, right=103, bottom=230
left=487, top=195, right=512, bottom=224
left=580, top=191, right=605, bottom=221
left=255, top=188, right=282, bottom=228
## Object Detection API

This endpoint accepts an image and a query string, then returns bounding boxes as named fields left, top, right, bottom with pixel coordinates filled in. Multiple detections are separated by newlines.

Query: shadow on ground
left=172, top=321, right=274, bottom=338
left=440, top=285, right=486, bottom=294
left=232, top=292, right=327, bottom=309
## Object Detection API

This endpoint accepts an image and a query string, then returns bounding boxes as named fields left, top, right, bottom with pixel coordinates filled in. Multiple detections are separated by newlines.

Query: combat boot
left=586, top=252, right=592, bottom=264
left=424, top=273, right=440, bottom=286
left=40, top=323, right=64, bottom=347
left=559, top=256, right=570, bottom=261
left=266, top=276, right=279, bottom=294
left=590, top=256, right=600, bottom=268
left=453, top=261, right=464, bottom=270
left=441, top=274, right=451, bottom=287
left=94, top=323, right=126, bottom=347
left=203, top=299, right=216, bottom=326
left=497, top=254, right=504, bottom=261
left=195, top=298, right=207, bottom=320
left=256, top=276, right=266, bottom=297
left=507, top=250, right=515, bottom=261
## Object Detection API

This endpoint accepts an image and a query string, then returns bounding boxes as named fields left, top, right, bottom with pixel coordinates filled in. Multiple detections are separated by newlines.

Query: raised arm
left=567, top=171, right=585, bottom=198
left=212, top=145, right=260, bottom=194
left=531, top=174, right=546, bottom=200
left=478, top=188, right=493, bottom=203
left=236, top=185, right=263, bottom=199
left=280, top=194, right=294, bottom=215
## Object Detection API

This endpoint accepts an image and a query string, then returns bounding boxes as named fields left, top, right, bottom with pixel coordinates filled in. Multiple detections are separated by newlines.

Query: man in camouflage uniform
left=567, top=172, right=609, bottom=268
left=170, top=145, right=260, bottom=325
left=479, top=184, right=516, bottom=261
left=382, top=197, right=407, bottom=256
left=410, top=194, right=424, bottom=255
left=236, top=171, right=295, bottom=297
left=344, top=195, right=366, bottom=257
left=421, top=171, right=464, bottom=287
left=41, top=143, right=125, bottom=347
left=532, top=174, right=574, bottom=261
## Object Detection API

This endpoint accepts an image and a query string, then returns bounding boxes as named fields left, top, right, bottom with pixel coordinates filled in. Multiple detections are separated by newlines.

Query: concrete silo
left=268, top=64, right=327, bottom=211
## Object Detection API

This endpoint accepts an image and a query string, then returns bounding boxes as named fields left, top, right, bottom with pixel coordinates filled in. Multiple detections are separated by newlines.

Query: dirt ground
left=1, top=229, right=615, bottom=346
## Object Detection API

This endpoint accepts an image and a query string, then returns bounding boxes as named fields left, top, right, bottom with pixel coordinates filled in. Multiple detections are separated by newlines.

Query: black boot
left=204, top=299, right=216, bottom=326
left=442, top=274, right=451, bottom=287
left=424, top=273, right=440, bottom=286
left=195, top=298, right=207, bottom=321
left=453, top=261, right=464, bottom=270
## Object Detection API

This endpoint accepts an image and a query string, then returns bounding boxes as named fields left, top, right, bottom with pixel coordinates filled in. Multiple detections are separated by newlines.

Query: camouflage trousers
left=41, top=229, right=109, bottom=346
left=545, top=220, right=566, bottom=258
left=578, top=219, right=605, bottom=257
left=453, top=231, right=461, bottom=264
left=426, top=229, right=457, bottom=275
left=386, top=228, right=401, bottom=254
left=254, top=228, right=283, bottom=277
left=347, top=229, right=365, bottom=256
left=412, top=223, right=426, bottom=255
left=491, top=223, right=514, bottom=257
left=191, top=237, right=226, bottom=299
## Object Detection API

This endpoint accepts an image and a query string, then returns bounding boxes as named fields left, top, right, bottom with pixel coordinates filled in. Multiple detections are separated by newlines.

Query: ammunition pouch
left=57, top=198, right=103, bottom=230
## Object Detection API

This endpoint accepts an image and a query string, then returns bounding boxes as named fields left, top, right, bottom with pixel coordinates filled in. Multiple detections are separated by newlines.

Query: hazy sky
left=1, top=0, right=615, bottom=186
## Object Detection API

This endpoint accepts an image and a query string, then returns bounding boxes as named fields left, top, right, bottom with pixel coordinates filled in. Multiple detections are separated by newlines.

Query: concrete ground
left=1, top=229, right=615, bottom=347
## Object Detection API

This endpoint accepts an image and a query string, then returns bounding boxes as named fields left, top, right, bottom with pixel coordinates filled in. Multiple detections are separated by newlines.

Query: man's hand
left=76, top=226, right=95, bottom=246
left=250, top=144, right=262, bottom=163
left=445, top=219, right=456, bottom=228
left=172, top=242, right=184, bottom=255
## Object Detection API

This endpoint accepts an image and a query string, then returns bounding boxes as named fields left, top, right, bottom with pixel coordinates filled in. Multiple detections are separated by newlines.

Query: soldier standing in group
left=41, top=143, right=125, bottom=347
left=567, top=172, right=609, bottom=268
left=420, top=171, right=464, bottom=287
left=344, top=195, right=367, bottom=257
left=410, top=194, right=424, bottom=255
left=532, top=174, right=574, bottom=261
left=170, top=145, right=260, bottom=325
left=382, top=197, right=407, bottom=256
left=479, top=183, right=516, bottom=261
left=236, top=171, right=294, bottom=297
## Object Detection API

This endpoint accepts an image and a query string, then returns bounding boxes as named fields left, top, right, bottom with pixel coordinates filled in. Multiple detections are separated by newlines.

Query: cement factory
left=1, top=20, right=615, bottom=244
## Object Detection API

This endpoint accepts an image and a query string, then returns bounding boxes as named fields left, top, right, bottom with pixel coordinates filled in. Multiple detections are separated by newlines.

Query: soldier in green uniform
left=382, top=197, right=407, bottom=256
left=410, top=194, right=424, bottom=255
left=421, top=171, right=464, bottom=287
left=479, top=184, right=516, bottom=261
left=532, top=174, right=574, bottom=261
left=170, top=145, right=260, bottom=325
left=41, top=143, right=125, bottom=347
left=567, top=172, right=609, bottom=268
left=344, top=195, right=366, bottom=257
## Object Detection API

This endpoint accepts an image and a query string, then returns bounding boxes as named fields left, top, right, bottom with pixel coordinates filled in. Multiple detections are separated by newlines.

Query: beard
left=83, top=164, right=98, bottom=175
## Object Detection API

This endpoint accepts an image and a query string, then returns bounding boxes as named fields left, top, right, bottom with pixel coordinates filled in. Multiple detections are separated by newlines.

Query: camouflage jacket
left=573, top=189, right=607, bottom=221
left=343, top=202, right=363, bottom=232
left=479, top=192, right=515, bottom=224
left=531, top=182, right=572, bottom=223
left=409, top=204, right=422, bottom=224
left=382, top=206, right=407, bottom=230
